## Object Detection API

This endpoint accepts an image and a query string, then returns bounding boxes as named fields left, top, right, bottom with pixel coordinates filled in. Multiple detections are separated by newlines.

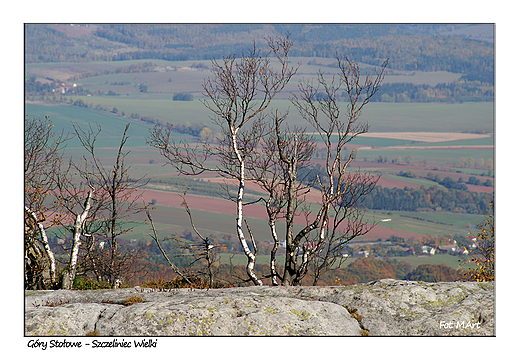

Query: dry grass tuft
left=123, top=295, right=145, bottom=306
left=344, top=305, right=370, bottom=336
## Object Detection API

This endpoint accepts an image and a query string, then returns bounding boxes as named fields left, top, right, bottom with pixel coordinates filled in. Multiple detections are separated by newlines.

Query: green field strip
left=439, top=166, right=494, bottom=176
left=405, top=211, right=485, bottom=229
left=27, top=99, right=494, bottom=147
left=404, top=136, right=494, bottom=147
left=128, top=203, right=283, bottom=243
left=358, top=148, right=493, bottom=164
left=49, top=97, right=493, bottom=134
left=25, top=103, right=151, bottom=139
left=379, top=173, right=447, bottom=188
left=378, top=220, right=446, bottom=235
left=365, top=210, right=482, bottom=237
left=360, top=102, right=493, bottom=133
left=64, top=96, right=211, bottom=126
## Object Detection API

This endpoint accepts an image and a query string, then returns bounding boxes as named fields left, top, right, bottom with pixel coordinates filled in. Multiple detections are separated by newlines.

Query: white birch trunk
left=268, top=218, right=279, bottom=286
left=232, top=133, right=262, bottom=286
left=25, top=206, right=57, bottom=285
left=64, top=187, right=93, bottom=290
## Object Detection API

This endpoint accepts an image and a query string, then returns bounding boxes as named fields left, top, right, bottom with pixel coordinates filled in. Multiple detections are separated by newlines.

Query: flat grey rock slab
left=24, top=279, right=494, bottom=336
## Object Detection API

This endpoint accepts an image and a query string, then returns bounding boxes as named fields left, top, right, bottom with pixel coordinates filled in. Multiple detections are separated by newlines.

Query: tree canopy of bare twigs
left=149, top=34, right=299, bottom=285
left=24, top=115, right=67, bottom=289
left=148, top=34, right=388, bottom=286
left=24, top=117, right=148, bottom=289
left=279, top=55, right=388, bottom=285
left=64, top=122, right=148, bottom=287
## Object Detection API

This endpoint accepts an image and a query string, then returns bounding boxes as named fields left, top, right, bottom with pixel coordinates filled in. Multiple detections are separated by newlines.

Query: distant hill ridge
left=25, top=24, right=493, bottom=83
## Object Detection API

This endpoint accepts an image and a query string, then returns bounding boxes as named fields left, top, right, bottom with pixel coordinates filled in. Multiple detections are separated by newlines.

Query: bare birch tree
left=241, top=56, right=386, bottom=286
left=149, top=36, right=387, bottom=286
left=281, top=55, right=388, bottom=285
left=24, top=116, right=67, bottom=289
left=148, top=34, right=298, bottom=285
left=25, top=116, right=147, bottom=288
left=53, top=156, right=103, bottom=289
left=72, top=122, right=147, bottom=287
left=246, top=110, right=316, bottom=285
left=24, top=206, right=57, bottom=289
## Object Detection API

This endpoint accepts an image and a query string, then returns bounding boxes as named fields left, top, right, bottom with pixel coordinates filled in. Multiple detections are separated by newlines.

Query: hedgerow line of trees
left=25, top=87, right=214, bottom=139
left=360, top=185, right=492, bottom=214
left=370, top=81, right=493, bottom=103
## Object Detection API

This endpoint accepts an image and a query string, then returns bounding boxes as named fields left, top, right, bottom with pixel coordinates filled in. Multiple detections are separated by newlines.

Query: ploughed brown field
left=140, top=189, right=427, bottom=241
left=136, top=129, right=493, bottom=241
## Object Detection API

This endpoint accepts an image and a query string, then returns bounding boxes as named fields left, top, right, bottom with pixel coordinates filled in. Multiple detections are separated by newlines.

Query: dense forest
left=360, top=185, right=492, bottom=214
left=25, top=24, right=494, bottom=104
left=371, top=81, right=493, bottom=103
left=300, top=164, right=493, bottom=214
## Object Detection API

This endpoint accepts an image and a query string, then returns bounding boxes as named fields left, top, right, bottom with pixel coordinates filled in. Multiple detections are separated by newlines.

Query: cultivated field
left=25, top=55, right=494, bottom=248
left=358, top=132, right=492, bottom=143
left=25, top=100, right=494, bottom=241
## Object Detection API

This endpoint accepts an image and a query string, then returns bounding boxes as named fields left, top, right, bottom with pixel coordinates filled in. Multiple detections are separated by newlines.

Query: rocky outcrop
left=25, top=279, right=494, bottom=336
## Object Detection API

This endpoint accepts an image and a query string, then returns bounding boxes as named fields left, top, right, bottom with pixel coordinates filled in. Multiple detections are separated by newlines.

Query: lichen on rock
left=25, top=279, right=494, bottom=336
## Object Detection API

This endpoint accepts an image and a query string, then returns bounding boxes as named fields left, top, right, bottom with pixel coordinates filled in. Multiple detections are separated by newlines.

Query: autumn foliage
left=408, top=264, right=461, bottom=282
left=459, top=201, right=495, bottom=282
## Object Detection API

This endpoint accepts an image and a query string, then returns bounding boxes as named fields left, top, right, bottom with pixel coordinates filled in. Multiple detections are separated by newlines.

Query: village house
left=53, top=82, right=77, bottom=94
left=437, top=244, right=470, bottom=255
left=421, top=245, right=436, bottom=255
left=437, top=244, right=458, bottom=254
left=352, top=250, right=369, bottom=258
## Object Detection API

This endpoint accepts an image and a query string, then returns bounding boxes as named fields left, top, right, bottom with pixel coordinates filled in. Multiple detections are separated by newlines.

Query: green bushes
left=397, top=170, right=416, bottom=178
left=172, top=92, right=194, bottom=101
left=73, top=276, right=112, bottom=290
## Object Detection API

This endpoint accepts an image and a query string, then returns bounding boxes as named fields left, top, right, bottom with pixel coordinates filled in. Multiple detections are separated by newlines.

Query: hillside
left=24, top=24, right=494, bottom=289
left=25, top=24, right=493, bottom=82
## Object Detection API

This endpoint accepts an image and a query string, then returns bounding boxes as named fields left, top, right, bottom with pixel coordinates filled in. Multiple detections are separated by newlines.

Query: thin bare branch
left=145, top=205, right=192, bottom=285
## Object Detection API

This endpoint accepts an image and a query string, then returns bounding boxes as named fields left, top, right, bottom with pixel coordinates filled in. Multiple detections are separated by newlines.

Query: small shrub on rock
left=123, top=295, right=145, bottom=306
left=73, top=277, right=112, bottom=290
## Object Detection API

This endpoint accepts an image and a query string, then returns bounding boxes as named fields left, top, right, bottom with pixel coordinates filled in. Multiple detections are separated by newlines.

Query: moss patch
left=291, top=309, right=312, bottom=321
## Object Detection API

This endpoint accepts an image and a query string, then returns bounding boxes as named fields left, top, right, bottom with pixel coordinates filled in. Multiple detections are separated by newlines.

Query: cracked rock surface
left=25, top=279, right=494, bottom=336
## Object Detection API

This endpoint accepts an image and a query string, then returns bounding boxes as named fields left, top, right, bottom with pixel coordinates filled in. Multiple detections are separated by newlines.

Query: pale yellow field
left=358, top=132, right=492, bottom=143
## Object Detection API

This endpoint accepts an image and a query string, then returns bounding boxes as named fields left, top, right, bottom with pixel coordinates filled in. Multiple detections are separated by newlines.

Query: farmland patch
left=358, top=132, right=492, bottom=143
